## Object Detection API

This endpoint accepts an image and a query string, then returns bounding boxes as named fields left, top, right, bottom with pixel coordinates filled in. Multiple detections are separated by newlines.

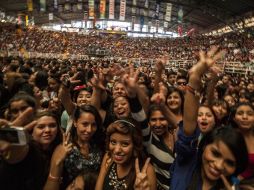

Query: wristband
left=231, top=176, right=240, bottom=185
left=48, top=173, right=63, bottom=183
left=185, top=84, right=201, bottom=97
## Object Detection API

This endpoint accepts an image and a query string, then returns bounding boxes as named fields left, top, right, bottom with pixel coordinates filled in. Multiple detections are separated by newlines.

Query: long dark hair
left=187, top=127, right=248, bottom=190
left=71, top=105, right=104, bottom=151
left=106, top=119, right=145, bottom=190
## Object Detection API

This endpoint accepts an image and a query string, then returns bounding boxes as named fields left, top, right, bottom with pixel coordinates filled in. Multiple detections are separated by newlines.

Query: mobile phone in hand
left=0, top=127, right=28, bottom=146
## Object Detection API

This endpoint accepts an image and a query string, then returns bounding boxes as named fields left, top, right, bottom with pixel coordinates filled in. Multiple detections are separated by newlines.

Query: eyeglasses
left=113, top=120, right=135, bottom=128
left=177, top=82, right=187, bottom=86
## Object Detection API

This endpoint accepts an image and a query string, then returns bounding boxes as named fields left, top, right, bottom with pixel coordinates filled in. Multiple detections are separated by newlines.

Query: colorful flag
left=144, top=0, right=149, bottom=16
left=148, top=21, right=152, bottom=33
left=40, top=0, right=46, bottom=12
left=109, top=0, right=115, bottom=19
left=132, top=0, right=136, bottom=15
left=164, top=21, right=168, bottom=28
left=77, top=3, right=82, bottom=10
left=165, top=3, right=172, bottom=22
left=187, top=28, right=195, bottom=36
left=156, top=20, right=159, bottom=33
left=140, top=16, right=144, bottom=31
left=89, top=0, right=95, bottom=19
left=49, top=13, right=53, bottom=21
left=178, top=25, right=183, bottom=36
left=178, top=7, right=183, bottom=23
left=131, top=16, right=135, bottom=31
left=155, top=0, right=161, bottom=19
left=119, top=0, right=126, bottom=21
left=27, top=0, right=33, bottom=12
left=54, top=0, right=58, bottom=9
left=100, top=0, right=106, bottom=19
left=25, top=15, right=29, bottom=26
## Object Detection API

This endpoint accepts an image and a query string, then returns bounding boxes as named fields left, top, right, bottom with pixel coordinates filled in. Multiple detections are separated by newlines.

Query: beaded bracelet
left=48, top=173, right=63, bottom=183
left=185, top=84, right=201, bottom=97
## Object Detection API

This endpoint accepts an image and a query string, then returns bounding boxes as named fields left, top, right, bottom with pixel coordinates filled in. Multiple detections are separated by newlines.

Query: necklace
left=108, top=163, right=128, bottom=190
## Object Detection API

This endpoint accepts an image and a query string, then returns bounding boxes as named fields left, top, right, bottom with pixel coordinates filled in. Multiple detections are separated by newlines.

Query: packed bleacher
left=0, top=22, right=254, bottom=190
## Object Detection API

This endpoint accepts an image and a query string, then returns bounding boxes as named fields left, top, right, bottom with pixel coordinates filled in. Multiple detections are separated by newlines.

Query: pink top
left=241, top=153, right=254, bottom=179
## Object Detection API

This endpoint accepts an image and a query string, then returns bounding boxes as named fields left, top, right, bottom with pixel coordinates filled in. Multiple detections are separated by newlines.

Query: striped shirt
left=129, top=97, right=174, bottom=190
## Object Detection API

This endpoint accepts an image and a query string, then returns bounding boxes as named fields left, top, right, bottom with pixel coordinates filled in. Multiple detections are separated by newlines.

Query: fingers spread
left=12, top=107, right=34, bottom=126
left=141, top=157, right=150, bottom=173
left=220, top=174, right=233, bottom=190
left=24, top=120, right=37, bottom=132
left=135, top=158, right=140, bottom=174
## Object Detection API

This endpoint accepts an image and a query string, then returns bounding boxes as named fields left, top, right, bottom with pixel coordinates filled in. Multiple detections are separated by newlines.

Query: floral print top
left=64, top=144, right=102, bottom=181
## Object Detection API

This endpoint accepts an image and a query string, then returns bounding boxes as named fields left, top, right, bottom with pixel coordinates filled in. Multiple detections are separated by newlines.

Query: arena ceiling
left=1, top=0, right=254, bottom=33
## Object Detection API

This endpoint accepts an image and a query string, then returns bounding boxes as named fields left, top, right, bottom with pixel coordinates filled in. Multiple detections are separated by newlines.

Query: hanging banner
left=27, top=0, right=33, bottom=12
left=148, top=21, right=152, bottom=33
left=25, top=15, right=29, bottom=26
left=54, top=0, right=58, bottom=9
left=131, top=16, right=135, bottom=31
left=18, top=14, right=22, bottom=25
left=100, top=0, right=106, bottom=19
left=178, top=25, right=183, bottom=36
left=84, top=11, right=88, bottom=28
left=64, top=3, right=71, bottom=11
left=89, top=0, right=95, bottom=19
left=109, top=0, right=115, bottom=19
left=156, top=20, right=159, bottom=33
left=164, top=21, right=168, bottom=28
left=144, top=0, right=149, bottom=16
left=49, top=13, right=53, bottom=21
left=187, top=28, right=195, bottom=36
left=119, top=0, right=126, bottom=21
left=40, top=0, right=46, bottom=12
left=77, top=3, right=82, bottom=10
left=140, top=16, right=144, bottom=32
left=165, top=3, right=172, bottom=22
left=178, top=6, right=183, bottom=23
left=132, top=0, right=136, bottom=15
left=155, top=0, right=161, bottom=19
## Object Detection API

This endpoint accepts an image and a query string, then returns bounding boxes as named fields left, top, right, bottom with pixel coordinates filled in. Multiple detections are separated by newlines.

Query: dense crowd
left=0, top=22, right=254, bottom=190
left=0, top=22, right=254, bottom=62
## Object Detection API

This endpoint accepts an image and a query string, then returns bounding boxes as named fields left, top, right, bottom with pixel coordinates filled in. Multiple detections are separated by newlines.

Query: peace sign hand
left=134, top=158, right=151, bottom=190
left=221, top=174, right=234, bottom=190
left=189, top=46, right=226, bottom=79
left=51, top=132, right=73, bottom=165
left=123, top=64, right=140, bottom=98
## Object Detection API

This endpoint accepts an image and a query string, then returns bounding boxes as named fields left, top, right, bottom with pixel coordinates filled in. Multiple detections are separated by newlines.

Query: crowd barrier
left=0, top=50, right=253, bottom=76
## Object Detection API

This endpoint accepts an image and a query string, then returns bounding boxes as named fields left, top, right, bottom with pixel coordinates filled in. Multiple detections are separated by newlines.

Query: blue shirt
left=170, top=122, right=201, bottom=190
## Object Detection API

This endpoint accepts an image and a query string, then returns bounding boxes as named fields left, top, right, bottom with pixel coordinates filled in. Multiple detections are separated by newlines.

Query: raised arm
left=58, top=84, right=75, bottom=116
left=183, top=47, right=226, bottom=136
left=44, top=133, right=72, bottom=190
left=0, top=107, right=36, bottom=164
left=123, top=64, right=150, bottom=115
left=153, top=55, right=168, bottom=94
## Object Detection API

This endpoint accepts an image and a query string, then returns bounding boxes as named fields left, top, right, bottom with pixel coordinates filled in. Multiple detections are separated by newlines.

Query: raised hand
left=90, top=72, right=106, bottom=91
left=150, top=84, right=166, bottom=105
left=123, top=63, right=140, bottom=98
left=189, top=46, right=226, bottom=78
left=155, top=53, right=168, bottom=74
left=134, top=158, right=151, bottom=190
left=51, top=132, right=73, bottom=165
left=220, top=174, right=233, bottom=190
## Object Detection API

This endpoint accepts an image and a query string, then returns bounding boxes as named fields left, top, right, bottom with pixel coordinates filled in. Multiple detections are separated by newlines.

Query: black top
left=103, top=162, right=129, bottom=190
left=0, top=142, right=50, bottom=190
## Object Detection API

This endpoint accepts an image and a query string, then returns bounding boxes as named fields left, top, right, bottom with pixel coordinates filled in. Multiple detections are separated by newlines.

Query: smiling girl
left=96, top=119, right=157, bottom=190
left=170, top=47, right=249, bottom=190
